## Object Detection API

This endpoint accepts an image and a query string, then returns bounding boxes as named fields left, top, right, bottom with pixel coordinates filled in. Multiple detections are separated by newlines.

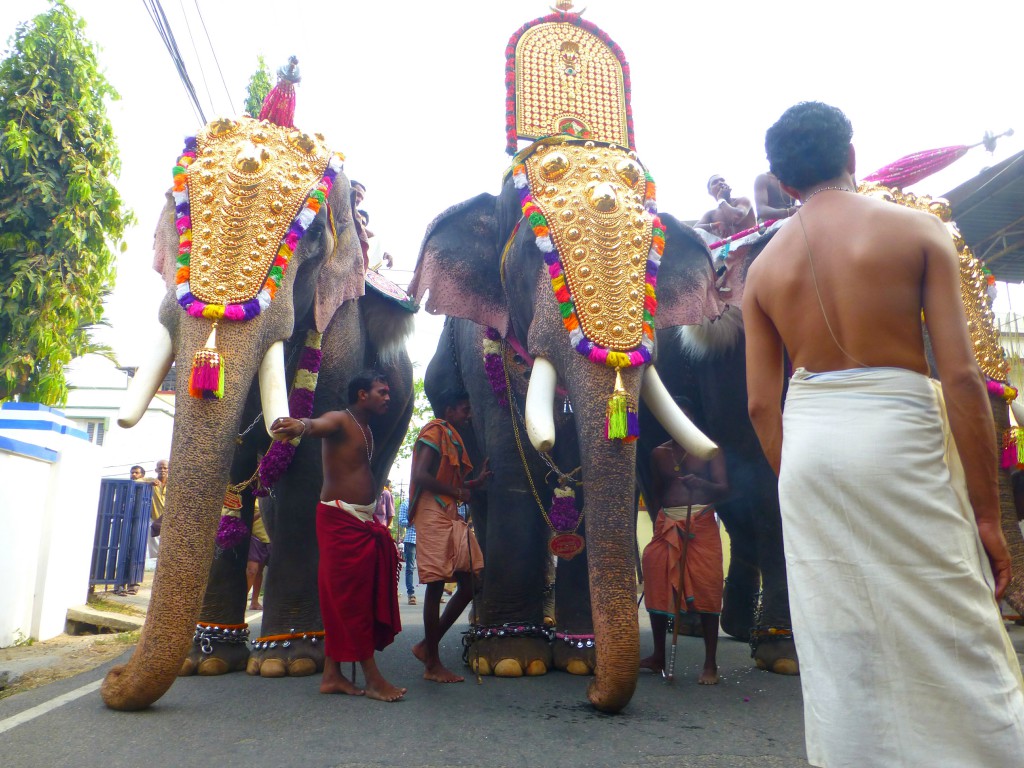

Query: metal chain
left=235, top=340, right=305, bottom=440
left=192, top=624, right=250, bottom=655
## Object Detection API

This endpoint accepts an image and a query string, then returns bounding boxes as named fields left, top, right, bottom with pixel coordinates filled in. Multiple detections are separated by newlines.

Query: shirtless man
left=744, top=101, right=1023, bottom=766
left=696, top=175, right=756, bottom=239
left=753, top=171, right=798, bottom=223
left=270, top=370, right=405, bottom=702
left=640, top=435, right=728, bottom=684
left=409, top=390, right=492, bottom=683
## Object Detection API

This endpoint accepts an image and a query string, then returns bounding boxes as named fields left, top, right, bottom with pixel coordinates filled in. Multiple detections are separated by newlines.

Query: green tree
left=397, top=377, right=432, bottom=461
left=0, top=1, right=132, bottom=405
left=243, top=56, right=272, bottom=117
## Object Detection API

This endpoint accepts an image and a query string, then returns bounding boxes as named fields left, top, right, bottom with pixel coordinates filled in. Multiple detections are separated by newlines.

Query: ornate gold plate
left=515, top=22, right=628, bottom=147
left=525, top=142, right=653, bottom=351
left=187, top=117, right=332, bottom=305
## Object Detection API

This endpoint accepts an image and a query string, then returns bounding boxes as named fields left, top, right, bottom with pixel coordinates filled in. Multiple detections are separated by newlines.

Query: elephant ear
left=654, top=213, right=727, bottom=328
left=313, top=178, right=365, bottom=333
left=410, top=193, right=508, bottom=335
left=152, top=191, right=179, bottom=289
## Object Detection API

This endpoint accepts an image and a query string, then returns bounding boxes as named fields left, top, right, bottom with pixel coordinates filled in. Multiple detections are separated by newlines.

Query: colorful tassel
left=1004, top=427, right=1023, bottom=470
left=605, top=367, right=639, bottom=442
left=189, top=322, right=224, bottom=399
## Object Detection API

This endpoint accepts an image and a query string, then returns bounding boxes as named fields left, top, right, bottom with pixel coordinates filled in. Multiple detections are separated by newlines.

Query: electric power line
left=194, top=0, right=233, bottom=114
left=177, top=0, right=216, bottom=119
left=141, top=0, right=206, bottom=125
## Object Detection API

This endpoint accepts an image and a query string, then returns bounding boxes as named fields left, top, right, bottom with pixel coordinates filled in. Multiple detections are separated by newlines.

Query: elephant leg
left=750, top=478, right=798, bottom=676
left=246, top=463, right=324, bottom=678
left=181, top=394, right=264, bottom=677
left=718, top=504, right=760, bottom=641
left=549, top=547, right=595, bottom=675
left=468, top=470, right=552, bottom=677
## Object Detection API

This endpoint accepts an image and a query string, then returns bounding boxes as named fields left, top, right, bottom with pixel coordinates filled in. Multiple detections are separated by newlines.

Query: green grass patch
left=87, top=594, right=145, bottom=617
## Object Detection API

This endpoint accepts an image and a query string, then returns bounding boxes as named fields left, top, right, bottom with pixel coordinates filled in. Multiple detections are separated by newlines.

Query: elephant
left=101, top=116, right=414, bottom=710
left=411, top=161, right=723, bottom=713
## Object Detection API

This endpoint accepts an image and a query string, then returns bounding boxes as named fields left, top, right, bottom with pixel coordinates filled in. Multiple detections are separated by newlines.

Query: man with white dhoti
left=744, top=101, right=1024, bottom=767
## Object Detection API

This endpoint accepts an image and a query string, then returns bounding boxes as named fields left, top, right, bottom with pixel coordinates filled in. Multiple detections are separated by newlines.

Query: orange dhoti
left=413, top=496, right=483, bottom=584
left=642, top=505, right=723, bottom=616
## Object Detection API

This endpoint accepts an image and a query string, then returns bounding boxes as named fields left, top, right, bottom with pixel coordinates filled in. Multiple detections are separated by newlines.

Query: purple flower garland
left=255, top=331, right=323, bottom=497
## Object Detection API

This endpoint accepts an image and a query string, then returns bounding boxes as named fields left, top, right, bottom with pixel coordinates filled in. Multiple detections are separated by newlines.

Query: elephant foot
left=247, top=633, right=325, bottom=678
left=179, top=624, right=251, bottom=676
left=752, top=635, right=799, bottom=676
left=551, top=636, right=596, bottom=676
left=465, top=636, right=552, bottom=678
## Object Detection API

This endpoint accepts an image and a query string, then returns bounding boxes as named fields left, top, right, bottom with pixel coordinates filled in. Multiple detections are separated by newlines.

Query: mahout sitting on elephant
left=101, top=106, right=414, bottom=710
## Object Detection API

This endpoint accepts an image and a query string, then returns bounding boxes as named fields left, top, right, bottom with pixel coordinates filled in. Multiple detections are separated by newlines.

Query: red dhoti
left=316, top=501, right=401, bottom=662
left=642, top=505, right=723, bottom=616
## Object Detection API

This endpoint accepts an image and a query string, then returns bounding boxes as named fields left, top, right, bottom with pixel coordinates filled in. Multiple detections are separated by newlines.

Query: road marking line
left=0, top=679, right=101, bottom=734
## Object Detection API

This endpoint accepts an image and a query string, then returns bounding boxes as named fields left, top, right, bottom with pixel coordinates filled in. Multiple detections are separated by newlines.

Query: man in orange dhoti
left=641, top=437, right=729, bottom=684
left=409, top=390, right=491, bottom=683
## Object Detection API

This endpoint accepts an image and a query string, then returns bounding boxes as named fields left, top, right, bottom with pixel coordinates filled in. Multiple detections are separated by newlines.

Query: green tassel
left=606, top=367, right=629, bottom=440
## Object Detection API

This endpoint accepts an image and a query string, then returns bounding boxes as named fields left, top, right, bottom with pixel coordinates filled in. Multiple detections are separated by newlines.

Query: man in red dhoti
left=640, top=436, right=729, bottom=685
left=409, top=390, right=491, bottom=683
left=270, top=370, right=404, bottom=702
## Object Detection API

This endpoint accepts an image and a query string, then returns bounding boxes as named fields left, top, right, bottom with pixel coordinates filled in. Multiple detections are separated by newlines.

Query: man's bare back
left=748, top=190, right=954, bottom=375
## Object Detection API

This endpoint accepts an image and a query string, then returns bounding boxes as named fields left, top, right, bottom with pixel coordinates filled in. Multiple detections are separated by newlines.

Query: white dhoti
left=779, top=366, right=1024, bottom=768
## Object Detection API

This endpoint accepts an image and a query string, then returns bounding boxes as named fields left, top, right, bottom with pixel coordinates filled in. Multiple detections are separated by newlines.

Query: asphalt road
left=0, top=599, right=810, bottom=768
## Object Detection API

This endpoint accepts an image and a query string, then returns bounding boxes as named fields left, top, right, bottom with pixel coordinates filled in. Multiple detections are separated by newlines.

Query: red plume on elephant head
left=259, top=56, right=301, bottom=128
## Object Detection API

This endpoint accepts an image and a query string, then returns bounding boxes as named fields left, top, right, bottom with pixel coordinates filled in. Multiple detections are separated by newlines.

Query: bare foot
left=639, top=654, right=664, bottom=673
left=423, top=662, right=464, bottom=683
left=249, top=602, right=262, bottom=610
left=412, top=641, right=427, bottom=664
left=698, top=666, right=719, bottom=685
left=320, top=674, right=364, bottom=696
left=364, top=680, right=407, bottom=702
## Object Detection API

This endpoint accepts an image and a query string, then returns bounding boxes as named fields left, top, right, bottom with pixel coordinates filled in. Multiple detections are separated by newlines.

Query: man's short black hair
left=130, top=465, right=144, bottom=474
left=765, top=102, right=853, bottom=190
left=348, top=369, right=387, bottom=405
left=707, top=174, right=722, bottom=193
left=431, top=388, right=470, bottom=420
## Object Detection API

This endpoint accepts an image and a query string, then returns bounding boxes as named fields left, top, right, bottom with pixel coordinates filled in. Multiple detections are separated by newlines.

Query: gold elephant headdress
left=505, top=4, right=658, bottom=442
left=504, top=3, right=634, bottom=155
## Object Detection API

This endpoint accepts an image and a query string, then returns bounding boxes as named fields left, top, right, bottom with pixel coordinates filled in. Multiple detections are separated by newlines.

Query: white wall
left=0, top=403, right=102, bottom=646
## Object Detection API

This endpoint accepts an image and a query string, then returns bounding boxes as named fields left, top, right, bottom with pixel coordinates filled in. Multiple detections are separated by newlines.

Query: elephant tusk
left=525, top=356, right=557, bottom=452
left=117, top=326, right=174, bottom=428
left=641, top=367, right=719, bottom=460
left=1012, top=399, right=1024, bottom=428
left=259, top=341, right=290, bottom=436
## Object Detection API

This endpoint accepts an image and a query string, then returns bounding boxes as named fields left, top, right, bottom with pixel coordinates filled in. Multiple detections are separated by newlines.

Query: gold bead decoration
left=524, top=141, right=653, bottom=351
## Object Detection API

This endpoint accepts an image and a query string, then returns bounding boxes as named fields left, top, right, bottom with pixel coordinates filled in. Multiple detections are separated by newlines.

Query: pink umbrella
left=864, top=129, right=1013, bottom=188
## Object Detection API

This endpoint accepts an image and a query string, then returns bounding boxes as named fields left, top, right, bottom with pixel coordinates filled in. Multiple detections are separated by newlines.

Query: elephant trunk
left=573, top=362, right=643, bottom=713
left=101, top=318, right=262, bottom=710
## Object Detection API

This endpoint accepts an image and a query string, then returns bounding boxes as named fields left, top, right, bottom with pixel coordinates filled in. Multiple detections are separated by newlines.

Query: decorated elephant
left=408, top=7, right=732, bottom=713
left=413, top=161, right=724, bottom=715
left=101, top=114, right=414, bottom=711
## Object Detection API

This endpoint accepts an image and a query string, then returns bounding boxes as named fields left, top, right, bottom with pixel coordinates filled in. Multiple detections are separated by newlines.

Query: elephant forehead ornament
left=506, top=8, right=662, bottom=441
left=171, top=116, right=344, bottom=399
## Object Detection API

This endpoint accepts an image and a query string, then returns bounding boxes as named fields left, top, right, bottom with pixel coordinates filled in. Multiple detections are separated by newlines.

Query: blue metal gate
left=90, top=479, right=153, bottom=591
